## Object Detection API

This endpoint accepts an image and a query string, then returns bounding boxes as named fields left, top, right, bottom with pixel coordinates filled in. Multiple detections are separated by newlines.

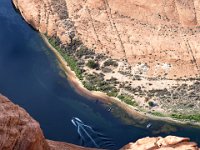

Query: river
left=0, top=0, right=199, bottom=149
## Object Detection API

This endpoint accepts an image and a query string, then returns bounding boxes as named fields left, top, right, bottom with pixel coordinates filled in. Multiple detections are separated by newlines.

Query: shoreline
left=40, top=34, right=200, bottom=128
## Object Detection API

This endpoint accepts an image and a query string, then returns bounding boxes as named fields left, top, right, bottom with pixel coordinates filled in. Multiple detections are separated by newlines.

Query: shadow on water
left=0, top=0, right=200, bottom=149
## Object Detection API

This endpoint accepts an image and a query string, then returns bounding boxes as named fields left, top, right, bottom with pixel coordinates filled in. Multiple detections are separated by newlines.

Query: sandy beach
left=40, top=34, right=200, bottom=127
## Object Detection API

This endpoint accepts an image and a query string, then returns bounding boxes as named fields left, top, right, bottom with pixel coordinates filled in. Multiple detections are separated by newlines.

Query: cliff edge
left=0, top=94, right=49, bottom=150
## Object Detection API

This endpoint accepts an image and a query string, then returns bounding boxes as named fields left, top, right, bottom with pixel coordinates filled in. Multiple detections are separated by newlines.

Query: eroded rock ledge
left=0, top=94, right=199, bottom=150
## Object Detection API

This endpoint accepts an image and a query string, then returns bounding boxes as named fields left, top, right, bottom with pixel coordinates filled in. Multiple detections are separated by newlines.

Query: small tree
left=86, top=60, right=99, bottom=69
left=104, top=59, right=118, bottom=67
left=148, top=101, right=154, bottom=107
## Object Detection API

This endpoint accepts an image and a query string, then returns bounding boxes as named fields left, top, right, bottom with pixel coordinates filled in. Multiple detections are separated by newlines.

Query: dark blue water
left=0, top=0, right=200, bottom=149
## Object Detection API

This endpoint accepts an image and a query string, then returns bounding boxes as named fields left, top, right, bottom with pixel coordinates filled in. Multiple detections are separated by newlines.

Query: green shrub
left=76, top=47, right=95, bottom=58
left=148, top=101, right=154, bottom=107
left=83, top=81, right=96, bottom=91
left=118, top=94, right=138, bottom=106
left=104, top=59, right=118, bottom=67
left=107, top=91, right=118, bottom=97
left=150, top=111, right=166, bottom=117
left=86, top=60, right=99, bottom=69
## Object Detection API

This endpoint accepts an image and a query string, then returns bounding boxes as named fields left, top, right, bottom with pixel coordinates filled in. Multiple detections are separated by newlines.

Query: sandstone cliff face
left=0, top=94, right=49, bottom=150
left=0, top=94, right=95, bottom=150
left=13, top=0, right=200, bottom=78
left=121, top=136, right=200, bottom=150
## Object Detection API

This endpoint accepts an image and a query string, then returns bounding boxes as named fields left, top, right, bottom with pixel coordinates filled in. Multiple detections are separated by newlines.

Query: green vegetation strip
left=47, top=37, right=83, bottom=80
left=118, top=94, right=138, bottom=106
left=170, top=114, right=200, bottom=122
left=84, top=73, right=119, bottom=97
left=150, top=111, right=166, bottom=117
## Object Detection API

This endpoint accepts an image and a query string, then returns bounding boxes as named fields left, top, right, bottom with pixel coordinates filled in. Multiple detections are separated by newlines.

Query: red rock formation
left=13, top=0, right=200, bottom=79
left=121, top=136, right=200, bottom=150
left=0, top=94, right=49, bottom=150
left=47, top=140, right=97, bottom=150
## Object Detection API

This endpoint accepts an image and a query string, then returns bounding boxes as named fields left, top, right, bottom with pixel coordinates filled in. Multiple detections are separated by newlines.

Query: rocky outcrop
left=47, top=140, right=95, bottom=150
left=0, top=94, right=95, bottom=150
left=121, top=136, right=200, bottom=150
left=13, top=0, right=200, bottom=79
left=0, top=94, right=49, bottom=150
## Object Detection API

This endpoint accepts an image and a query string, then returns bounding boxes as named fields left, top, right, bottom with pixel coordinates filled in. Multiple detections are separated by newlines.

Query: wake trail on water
left=71, top=117, right=115, bottom=149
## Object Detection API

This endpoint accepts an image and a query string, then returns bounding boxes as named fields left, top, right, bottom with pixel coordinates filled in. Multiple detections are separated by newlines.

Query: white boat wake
left=71, top=117, right=115, bottom=149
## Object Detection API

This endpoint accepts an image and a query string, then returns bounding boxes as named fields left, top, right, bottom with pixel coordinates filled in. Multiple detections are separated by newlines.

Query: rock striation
left=13, top=0, right=200, bottom=78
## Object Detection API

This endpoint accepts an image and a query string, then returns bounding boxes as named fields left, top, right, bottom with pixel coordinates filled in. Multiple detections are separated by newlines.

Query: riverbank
left=40, top=34, right=146, bottom=120
left=41, top=34, right=200, bottom=127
